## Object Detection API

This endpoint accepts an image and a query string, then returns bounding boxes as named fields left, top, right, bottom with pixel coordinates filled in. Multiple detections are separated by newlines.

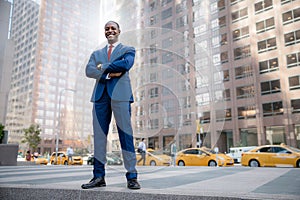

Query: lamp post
left=55, top=88, right=76, bottom=164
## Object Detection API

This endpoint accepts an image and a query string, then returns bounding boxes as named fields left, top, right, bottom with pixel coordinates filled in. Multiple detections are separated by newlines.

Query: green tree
left=0, top=123, right=4, bottom=143
left=21, top=124, right=41, bottom=151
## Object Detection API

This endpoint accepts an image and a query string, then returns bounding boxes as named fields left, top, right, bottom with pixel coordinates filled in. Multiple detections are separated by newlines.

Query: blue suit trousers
left=92, top=89, right=137, bottom=180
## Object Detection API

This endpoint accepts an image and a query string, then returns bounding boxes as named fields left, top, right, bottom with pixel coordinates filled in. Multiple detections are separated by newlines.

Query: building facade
left=193, top=0, right=300, bottom=152
left=0, top=0, right=13, bottom=125
left=5, top=0, right=100, bottom=154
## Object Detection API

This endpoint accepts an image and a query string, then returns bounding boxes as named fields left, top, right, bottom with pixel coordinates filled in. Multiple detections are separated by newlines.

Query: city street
left=0, top=165, right=299, bottom=200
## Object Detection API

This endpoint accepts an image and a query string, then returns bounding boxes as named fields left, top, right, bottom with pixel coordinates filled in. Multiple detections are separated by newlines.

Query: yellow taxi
left=136, top=148, right=171, bottom=166
left=176, top=147, right=234, bottom=167
left=50, top=151, right=83, bottom=165
left=35, top=156, right=48, bottom=165
left=241, top=143, right=300, bottom=168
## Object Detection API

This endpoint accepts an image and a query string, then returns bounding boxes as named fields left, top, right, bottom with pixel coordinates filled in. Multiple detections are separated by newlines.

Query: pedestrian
left=25, top=150, right=31, bottom=161
left=66, top=146, right=74, bottom=163
left=170, top=141, right=177, bottom=166
left=137, top=138, right=146, bottom=165
left=81, top=21, right=140, bottom=190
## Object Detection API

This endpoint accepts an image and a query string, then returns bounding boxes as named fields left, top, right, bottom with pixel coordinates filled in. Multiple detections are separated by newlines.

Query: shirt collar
left=107, top=41, right=120, bottom=48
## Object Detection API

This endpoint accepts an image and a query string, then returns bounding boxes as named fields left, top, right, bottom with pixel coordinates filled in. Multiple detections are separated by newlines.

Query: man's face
left=105, top=22, right=120, bottom=44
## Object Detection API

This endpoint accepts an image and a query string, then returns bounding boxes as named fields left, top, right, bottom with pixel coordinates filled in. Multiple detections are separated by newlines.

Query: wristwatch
left=97, top=63, right=102, bottom=70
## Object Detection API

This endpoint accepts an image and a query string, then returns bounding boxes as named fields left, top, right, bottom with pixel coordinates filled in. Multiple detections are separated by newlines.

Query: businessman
left=81, top=21, right=140, bottom=190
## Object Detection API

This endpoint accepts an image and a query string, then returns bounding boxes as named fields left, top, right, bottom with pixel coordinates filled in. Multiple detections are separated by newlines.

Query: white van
left=226, top=146, right=257, bottom=163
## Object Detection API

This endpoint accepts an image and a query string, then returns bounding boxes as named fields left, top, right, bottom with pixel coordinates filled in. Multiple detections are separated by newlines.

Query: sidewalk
left=0, top=165, right=299, bottom=200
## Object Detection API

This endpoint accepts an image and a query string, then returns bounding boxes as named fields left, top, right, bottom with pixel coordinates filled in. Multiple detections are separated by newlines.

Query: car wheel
left=64, top=161, right=68, bottom=165
left=296, top=160, right=300, bottom=168
left=249, top=159, right=260, bottom=167
left=208, top=160, right=217, bottom=167
left=178, top=160, right=185, bottom=166
left=150, top=160, right=156, bottom=166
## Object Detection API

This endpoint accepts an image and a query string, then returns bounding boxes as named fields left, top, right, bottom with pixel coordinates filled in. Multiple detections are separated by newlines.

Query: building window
left=176, top=0, right=187, bottom=13
left=233, top=26, right=249, bottom=41
left=236, top=85, right=254, bottom=99
left=282, top=8, right=300, bottom=25
left=259, top=58, right=279, bottom=74
left=235, top=65, right=253, bottom=79
left=150, top=44, right=157, bottom=53
left=162, top=22, right=173, bottom=33
left=230, top=0, right=245, bottom=5
left=289, top=75, right=300, bottom=90
left=223, top=70, right=229, bottom=82
left=223, top=89, right=230, bottom=101
left=256, top=17, right=275, bottom=33
left=200, top=111, right=210, bottom=124
left=232, top=8, right=248, bottom=23
left=150, top=1, right=157, bottom=11
left=281, top=0, right=297, bottom=5
left=234, top=45, right=251, bottom=60
left=220, top=33, right=227, bottom=45
left=150, top=119, right=159, bottom=130
left=261, top=80, right=281, bottom=95
left=221, top=52, right=228, bottom=63
left=219, top=16, right=226, bottom=28
left=263, top=101, right=283, bottom=116
left=291, top=99, right=300, bottom=113
left=196, top=76, right=209, bottom=88
left=255, top=0, right=273, bottom=14
left=218, top=0, right=225, bottom=11
left=162, top=52, right=173, bottom=64
left=216, top=109, right=232, bottom=122
left=287, top=52, right=300, bottom=68
left=161, top=7, right=172, bottom=20
left=238, top=105, right=256, bottom=119
left=150, top=72, right=157, bottom=82
left=150, top=103, right=159, bottom=114
left=162, top=37, right=173, bottom=48
left=150, top=15, right=158, bottom=25
left=176, top=15, right=188, bottom=28
left=149, top=87, right=159, bottom=98
left=284, top=30, right=300, bottom=46
left=257, top=37, right=276, bottom=53
left=196, top=93, right=210, bottom=106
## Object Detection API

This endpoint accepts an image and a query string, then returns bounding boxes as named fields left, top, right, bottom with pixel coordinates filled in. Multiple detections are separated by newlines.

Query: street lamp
left=55, top=88, right=76, bottom=164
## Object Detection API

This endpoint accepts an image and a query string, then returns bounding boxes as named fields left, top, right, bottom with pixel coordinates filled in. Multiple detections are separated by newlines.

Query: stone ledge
left=0, top=187, right=242, bottom=200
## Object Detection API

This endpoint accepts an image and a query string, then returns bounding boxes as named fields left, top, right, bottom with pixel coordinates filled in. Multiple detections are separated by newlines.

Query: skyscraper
left=0, top=0, right=13, bottom=125
left=5, top=0, right=100, bottom=153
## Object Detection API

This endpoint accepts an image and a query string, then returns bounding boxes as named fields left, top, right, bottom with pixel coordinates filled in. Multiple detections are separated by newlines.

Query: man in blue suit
left=81, top=21, right=140, bottom=190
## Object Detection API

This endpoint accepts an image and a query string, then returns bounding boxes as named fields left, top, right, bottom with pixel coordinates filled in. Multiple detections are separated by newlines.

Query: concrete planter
left=0, top=144, right=19, bottom=166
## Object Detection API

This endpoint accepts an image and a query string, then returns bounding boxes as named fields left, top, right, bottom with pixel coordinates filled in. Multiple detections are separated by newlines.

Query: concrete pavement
left=0, top=165, right=299, bottom=200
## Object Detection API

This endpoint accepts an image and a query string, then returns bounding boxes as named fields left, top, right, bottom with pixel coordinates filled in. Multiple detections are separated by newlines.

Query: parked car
left=87, top=152, right=123, bottom=165
left=226, top=146, right=257, bottom=163
left=136, top=148, right=171, bottom=166
left=241, top=143, right=300, bottom=168
left=35, top=155, right=48, bottom=165
left=50, top=151, right=83, bottom=165
left=176, top=147, right=234, bottom=167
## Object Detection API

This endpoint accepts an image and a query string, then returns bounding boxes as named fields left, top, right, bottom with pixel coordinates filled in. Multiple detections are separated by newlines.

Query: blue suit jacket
left=86, top=43, right=135, bottom=102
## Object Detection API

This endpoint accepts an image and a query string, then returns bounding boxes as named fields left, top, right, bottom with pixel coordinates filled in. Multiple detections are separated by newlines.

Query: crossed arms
left=86, top=47, right=135, bottom=83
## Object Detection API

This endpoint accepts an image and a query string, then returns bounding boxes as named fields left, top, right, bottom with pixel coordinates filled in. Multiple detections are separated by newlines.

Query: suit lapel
left=110, top=43, right=125, bottom=61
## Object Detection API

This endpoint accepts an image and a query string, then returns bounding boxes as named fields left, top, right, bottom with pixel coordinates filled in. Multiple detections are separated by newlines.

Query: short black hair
left=105, top=21, right=120, bottom=30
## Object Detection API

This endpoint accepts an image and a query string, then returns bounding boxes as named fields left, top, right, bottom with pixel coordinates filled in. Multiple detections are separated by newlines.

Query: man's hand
left=109, top=72, right=122, bottom=78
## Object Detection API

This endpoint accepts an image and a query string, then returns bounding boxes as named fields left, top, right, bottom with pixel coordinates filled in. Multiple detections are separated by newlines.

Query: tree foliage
left=0, top=123, right=4, bottom=140
left=21, top=124, right=41, bottom=151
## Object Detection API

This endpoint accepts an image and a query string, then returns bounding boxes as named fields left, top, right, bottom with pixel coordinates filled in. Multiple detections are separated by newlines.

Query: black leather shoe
left=81, top=177, right=106, bottom=189
left=127, top=179, right=141, bottom=189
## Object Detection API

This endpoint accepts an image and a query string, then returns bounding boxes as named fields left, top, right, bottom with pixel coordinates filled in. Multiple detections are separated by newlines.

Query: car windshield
left=202, top=147, right=216, bottom=154
left=148, top=150, right=164, bottom=155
